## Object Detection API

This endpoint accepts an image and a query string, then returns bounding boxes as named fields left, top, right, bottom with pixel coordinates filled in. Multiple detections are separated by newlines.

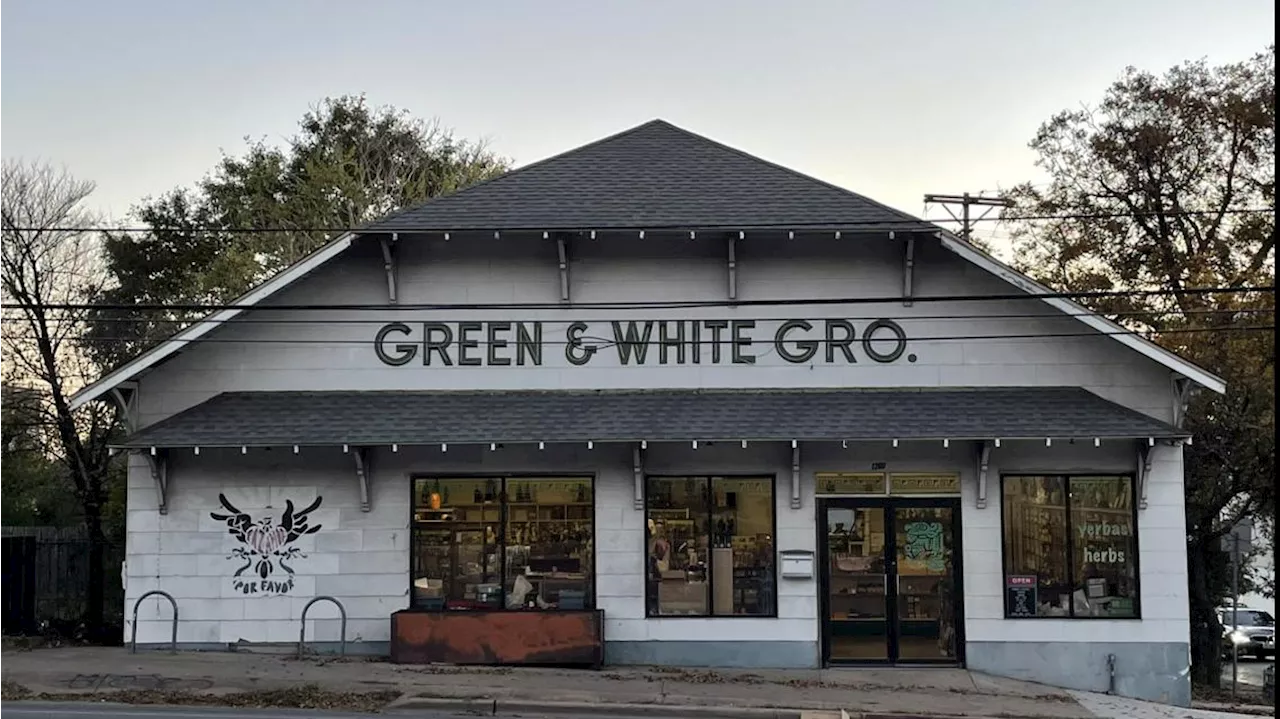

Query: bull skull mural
left=210, top=494, right=323, bottom=595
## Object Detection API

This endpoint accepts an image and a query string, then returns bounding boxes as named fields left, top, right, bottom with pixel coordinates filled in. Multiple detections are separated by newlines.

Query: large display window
left=410, top=476, right=594, bottom=611
left=644, top=475, right=777, bottom=617
left=1000, top=475, right=1139, bottom=619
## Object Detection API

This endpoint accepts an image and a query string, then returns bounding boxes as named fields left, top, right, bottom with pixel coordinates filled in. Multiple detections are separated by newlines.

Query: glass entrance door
left=824, top=504, right=889, bottom=660
left=892, top=504, right=959, bottom=661
left=821, top=499, right=961, bottom=664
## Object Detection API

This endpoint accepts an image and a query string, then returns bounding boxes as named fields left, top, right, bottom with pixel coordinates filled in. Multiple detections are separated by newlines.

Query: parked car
left=1218, top=606, right=1275, bottom=659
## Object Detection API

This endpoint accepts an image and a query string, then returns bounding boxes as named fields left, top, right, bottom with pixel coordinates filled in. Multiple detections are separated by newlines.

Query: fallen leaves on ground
left=403, top=664, right=514, bottom=676
left=1191, top=681, right=1269, bottom=707
left=646, top=667, right=827, bottom=687
left=1, top=636, right=54, bottom=652
left=2, top=680, right=33, bottom=699
left=1, top=683, right=400, bottom=712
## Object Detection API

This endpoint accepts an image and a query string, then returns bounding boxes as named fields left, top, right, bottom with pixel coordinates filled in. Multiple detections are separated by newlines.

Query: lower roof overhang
left=115, top=387, right=1189, bottom=450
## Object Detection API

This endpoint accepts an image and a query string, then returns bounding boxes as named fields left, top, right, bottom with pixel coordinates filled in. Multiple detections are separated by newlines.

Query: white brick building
left=73, top=120, right=1221, bottom=707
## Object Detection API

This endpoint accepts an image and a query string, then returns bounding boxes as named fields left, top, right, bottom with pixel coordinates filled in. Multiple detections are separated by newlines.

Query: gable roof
left=363, top=119, right=933, bottom=232
left=68, top=119, right=1226, bottom=409
left=937, top=234, right=1225, bottom=394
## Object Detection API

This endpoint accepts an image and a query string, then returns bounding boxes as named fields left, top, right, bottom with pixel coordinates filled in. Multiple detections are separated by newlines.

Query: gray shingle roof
left=119, top=388, right=1184, bottom=448
left=364, top=120, right=933, bottom=232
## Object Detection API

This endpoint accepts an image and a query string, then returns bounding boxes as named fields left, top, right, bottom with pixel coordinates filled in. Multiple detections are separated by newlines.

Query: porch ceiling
left=117, top=387, right=1187, bottom=449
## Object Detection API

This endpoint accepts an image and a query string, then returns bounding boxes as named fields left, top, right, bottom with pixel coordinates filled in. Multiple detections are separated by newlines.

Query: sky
left=1, top=0, right=1275, bottom=248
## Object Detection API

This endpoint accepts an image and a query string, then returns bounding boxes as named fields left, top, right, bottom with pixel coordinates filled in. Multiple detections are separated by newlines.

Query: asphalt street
left=0, top=703, right=662, bottom=719
left=1221, top=656, right=1273, bottom=688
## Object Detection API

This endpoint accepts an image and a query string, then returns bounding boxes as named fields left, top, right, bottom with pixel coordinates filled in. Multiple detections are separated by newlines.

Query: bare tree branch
left=1, top=158, right=119, bottom=634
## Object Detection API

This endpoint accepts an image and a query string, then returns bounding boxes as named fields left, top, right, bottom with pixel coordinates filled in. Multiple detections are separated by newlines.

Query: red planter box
left=390, top=609, right=603, bottom=667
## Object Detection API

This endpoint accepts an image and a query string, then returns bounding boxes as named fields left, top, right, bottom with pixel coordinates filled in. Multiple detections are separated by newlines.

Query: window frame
left=998, top=473, right=1142, bottom=620
left=408, top=472, right=598, bottom=612
left=642, top=473, right=780, bottom=619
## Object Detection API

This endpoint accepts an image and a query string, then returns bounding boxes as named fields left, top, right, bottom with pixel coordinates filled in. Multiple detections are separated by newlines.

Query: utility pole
left=1232, top=533, right=1240, bottom=701
left=924, top=193, right=1013, bottom=240
left=1221, top=517, right=1252, bottom=702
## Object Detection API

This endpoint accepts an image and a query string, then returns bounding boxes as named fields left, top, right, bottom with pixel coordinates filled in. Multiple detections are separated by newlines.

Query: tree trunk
left=1187, top=540, right=1223, bottom=687
left=83, top=494, right=107, bottom=640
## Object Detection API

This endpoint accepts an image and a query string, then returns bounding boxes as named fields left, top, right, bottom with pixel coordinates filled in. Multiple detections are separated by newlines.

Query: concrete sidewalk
left=1, top=645, right=1095, bottom=718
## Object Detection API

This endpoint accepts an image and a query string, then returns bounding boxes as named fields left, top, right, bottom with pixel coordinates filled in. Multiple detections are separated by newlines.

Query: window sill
left=644, top=614, right=781, bottom=620
left=1002, top=615, right=1143, bottom=621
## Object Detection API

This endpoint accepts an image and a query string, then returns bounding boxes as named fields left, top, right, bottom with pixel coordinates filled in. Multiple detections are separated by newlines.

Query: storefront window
left=504, top=478, right=594, bottom=610
left=1068, top=477, right=1138, bottom=618
left=1001, top=475, right=1138, bottom=619
left=410, top=476, right=593, bottom=611
left=645, top=476, right=775, bottom=617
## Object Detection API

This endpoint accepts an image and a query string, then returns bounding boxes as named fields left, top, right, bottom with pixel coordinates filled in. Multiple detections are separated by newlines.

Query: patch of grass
left=7, top=684, right=401, bottom=713
left=2, top=680, right=33, bottom=700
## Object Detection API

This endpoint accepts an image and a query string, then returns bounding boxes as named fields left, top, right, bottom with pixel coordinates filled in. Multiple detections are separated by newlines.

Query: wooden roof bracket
left=556, top=234, right=571, bottom=302
left=790, top=440, right=802, bottom=509
left=109, top=381, right=139, bottom=433
left=352, top=446, right=371, bottom=512
left=975, top=439, right=993, bottom=509
left=1172, top=376, right=1195, bottom=428
left=633, top=443, right=646, bottom=510
left=143, top=448, right=169, bottom=515
left=1137, top=439, right=1154, bottom=511
left=902, top=232, right=915, bottom=307
left=379, top=233, right=398, bottom=304
left=727, top=232, right=739, bottom=300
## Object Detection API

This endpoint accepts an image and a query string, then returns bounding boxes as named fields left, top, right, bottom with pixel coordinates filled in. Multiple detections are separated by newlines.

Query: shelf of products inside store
left=828, top=520, right=884, bottom=622
left=898, top=575, right=944, bottom=620
left=411, top=479, right=593, bottom=612
left=828, top=574, right=944, bottom=622
left=829, top=572, right=886, bottom=622
left=647, top=499, right=774, bottom=616
left=1013, top=501, right=1067, bottom=577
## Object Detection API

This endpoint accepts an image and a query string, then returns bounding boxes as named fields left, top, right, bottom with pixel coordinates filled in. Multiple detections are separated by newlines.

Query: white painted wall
left=127, top=437, right=1184, bottom=655
left=959, top=442, right=1189, bottom=645
left=124, top=230, right=1190, bottom=654
left=132, top=233, right=1177, bottom=427
left=127, top=442, right=818, bottom=648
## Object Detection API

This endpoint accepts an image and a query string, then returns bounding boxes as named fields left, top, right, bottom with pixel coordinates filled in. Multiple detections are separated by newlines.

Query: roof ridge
left=360, top=119, right=673, bottom=231
left=650, top=121, right=923, bottom=223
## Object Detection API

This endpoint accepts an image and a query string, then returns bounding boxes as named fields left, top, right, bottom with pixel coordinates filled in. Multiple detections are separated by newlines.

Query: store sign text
left=373, top=319, right=915, bottom=367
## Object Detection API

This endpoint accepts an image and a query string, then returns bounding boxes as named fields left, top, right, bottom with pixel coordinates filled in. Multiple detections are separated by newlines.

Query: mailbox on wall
left=779, top=550, right=815, bottom=579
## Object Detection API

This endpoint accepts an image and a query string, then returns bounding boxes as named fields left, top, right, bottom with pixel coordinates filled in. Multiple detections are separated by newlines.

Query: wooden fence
left=2, top=527, right=124, bottom=636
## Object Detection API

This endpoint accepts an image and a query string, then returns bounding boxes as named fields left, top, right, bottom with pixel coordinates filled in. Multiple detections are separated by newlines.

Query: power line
left=2, top=206, right=1274, bottom=235
left=6, top=284, right=1275, bottom=314
left=25, top=307, right=1269, bottom=327
left=10, top=324, right=1273, bottom=349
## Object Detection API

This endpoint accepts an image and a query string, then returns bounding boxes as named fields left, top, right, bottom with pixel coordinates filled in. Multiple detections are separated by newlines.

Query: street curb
left=386, top=696, right=1025, bottom=719
left=387, top=695, right=805, bottom=718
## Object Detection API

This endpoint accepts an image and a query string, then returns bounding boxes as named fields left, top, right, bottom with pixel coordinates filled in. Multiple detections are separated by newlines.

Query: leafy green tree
left=88, top=95, right=508, bottom=368
left=1, top=385, right=78, bottom=526
left=1004, top=46, right=1275, bottom=686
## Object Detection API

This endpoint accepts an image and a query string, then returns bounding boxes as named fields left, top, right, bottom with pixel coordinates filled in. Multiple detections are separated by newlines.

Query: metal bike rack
left=130, top=590, right=178, bottom=653
left=298, top=595, right=347, bottom=658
